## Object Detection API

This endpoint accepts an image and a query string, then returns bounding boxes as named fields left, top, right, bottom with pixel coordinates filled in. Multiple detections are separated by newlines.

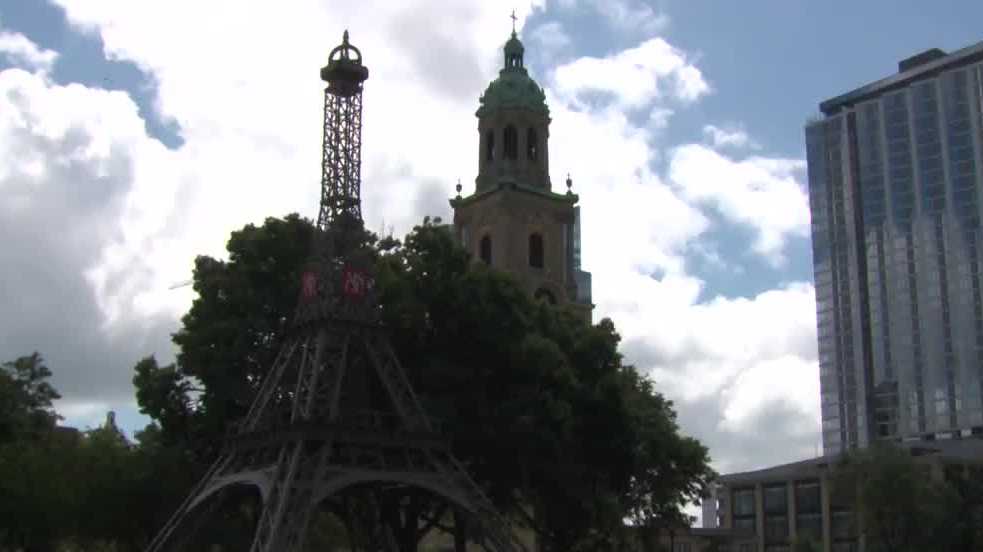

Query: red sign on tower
left=342, top=266, right=372, bottom=299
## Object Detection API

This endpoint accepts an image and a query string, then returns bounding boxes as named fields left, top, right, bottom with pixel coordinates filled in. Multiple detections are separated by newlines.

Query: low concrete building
left=710, top=438, right=983, bottom=552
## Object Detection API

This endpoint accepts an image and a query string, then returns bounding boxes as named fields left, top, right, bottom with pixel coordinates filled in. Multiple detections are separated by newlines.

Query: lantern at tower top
left=320, top=30, right=369, bottom=97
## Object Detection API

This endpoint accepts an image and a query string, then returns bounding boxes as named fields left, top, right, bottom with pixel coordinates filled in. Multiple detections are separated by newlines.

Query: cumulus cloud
left=547, top=99, right=709, bottom=278
left=8, top=0, right=555, bottom=424
left=620, top=283, right=820, bottom=472
left=0, top=29, right=58, bottom=72
left=530, top=21, right=571, bottom=51
left=702, top=124, right=759, bottom=150
left=580, top=0, right=669, bottom=34
left=1, top=2, right=820, bottom=479
left=550, top=37, right=710, bottom=110
left=668, top=144, right=810, bottom=264
left=0, top=65, right=177, bottom=411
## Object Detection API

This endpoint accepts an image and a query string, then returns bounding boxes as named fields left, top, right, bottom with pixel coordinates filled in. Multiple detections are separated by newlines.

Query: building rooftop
left=819, top=40, right=983, bottom=116
left=719, top=455, right=834, bottom=486
left=718, top=438, right=983, bottom=486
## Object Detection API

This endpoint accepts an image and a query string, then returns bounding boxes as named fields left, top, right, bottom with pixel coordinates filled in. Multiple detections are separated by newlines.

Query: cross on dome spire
left=503, top=16, right=525, bottom=71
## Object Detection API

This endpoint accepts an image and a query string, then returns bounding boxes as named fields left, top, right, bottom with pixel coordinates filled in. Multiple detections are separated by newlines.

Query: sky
left=1, top=0, right=982, bottom=483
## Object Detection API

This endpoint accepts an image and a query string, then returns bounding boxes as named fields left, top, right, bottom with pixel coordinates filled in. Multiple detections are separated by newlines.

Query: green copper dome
left=476, top=32, right=549, bottom=118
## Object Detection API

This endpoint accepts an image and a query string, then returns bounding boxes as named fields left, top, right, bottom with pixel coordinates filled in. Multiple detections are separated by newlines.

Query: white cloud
left=620, top=282, right=821, bottom=472
left=668, top=144, right=810, bottom=265
left=0, top=30, right=58, bottom=72
left=721, top=355, right=819, bottom=433
left=0, top=64, right=179, bottom=415
left=547, top=99, right=709, bottom=280
left=624, top=283, right=818, bottom=400
left=529, top=21, right=571, bottom=56
left=55, top=400, right=109, bottom=428
left=544, top=70, right=818, bottom=474
left=1, top=1, right=820, bottom=478
left=550, top=37, right=710, bottom=110
left=649, top=107, right=674, bottom=130
left=702, top=124, right=759, bottom=150
left=583, top=0, right=669, bottom=34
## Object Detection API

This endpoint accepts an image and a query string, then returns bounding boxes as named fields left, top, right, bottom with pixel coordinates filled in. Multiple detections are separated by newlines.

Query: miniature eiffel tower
left=145, top=31, right=525, bottom=552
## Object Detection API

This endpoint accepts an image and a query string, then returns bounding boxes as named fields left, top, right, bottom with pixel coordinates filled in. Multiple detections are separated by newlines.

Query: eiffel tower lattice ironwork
left=145, top=31, right=527, bottom=552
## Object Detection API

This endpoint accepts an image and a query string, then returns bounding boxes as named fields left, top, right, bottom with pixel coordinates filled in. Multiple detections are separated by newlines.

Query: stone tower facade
left=451, top=30, right=593, bottom=322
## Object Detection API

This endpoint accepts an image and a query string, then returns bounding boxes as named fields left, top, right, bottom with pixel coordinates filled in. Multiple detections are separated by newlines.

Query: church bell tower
left=451, top=25, right=593, bottom=322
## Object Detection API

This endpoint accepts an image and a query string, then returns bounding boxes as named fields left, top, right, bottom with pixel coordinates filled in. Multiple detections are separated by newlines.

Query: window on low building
left=764, top=484, right=789, bottom=545
left=795, top=480, right=823, bottom=542
left=732, top=488, right=756, bottom=532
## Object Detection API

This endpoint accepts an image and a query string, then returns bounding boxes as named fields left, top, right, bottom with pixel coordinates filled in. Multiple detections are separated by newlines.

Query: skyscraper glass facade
left=806, top=45, right=983, bottom=454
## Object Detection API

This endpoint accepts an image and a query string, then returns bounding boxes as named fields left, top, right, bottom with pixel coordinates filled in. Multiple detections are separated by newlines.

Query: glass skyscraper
left=806, top=42, right=983, bottom=455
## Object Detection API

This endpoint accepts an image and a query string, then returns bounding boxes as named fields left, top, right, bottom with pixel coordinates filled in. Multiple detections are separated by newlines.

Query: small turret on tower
left=474, top=28, right=551, bottom=193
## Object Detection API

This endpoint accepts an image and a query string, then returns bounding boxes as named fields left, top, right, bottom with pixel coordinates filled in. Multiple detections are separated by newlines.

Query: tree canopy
left=131, top=213, right=715, bottom=551
left=0, top=352, right=61, bottom=443
left=0, top=214, right=714, bottom=551
left=834, top=443, right=983, bottom=552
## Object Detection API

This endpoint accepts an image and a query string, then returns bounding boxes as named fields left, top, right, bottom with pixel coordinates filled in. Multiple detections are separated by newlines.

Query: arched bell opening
left=485, top=129, right=496, bottom=162
left=503, top=125, right=518, bottom=161
left=526, top=128, right=538, bottom=161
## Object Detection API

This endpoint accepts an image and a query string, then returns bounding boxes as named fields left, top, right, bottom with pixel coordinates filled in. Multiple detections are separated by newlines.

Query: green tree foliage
left=940, top=464, right=983, bottom=552
left=834, top=445, right=942, bottom=552
left=130, top=214, right=715, bottom=551
left=0, top=432, right=79, bottom=550
left=0, top=352, right=61, bottom=443
left=0, top=353, right=198, bottom=552
left=834, top=444, right=983, bottom=552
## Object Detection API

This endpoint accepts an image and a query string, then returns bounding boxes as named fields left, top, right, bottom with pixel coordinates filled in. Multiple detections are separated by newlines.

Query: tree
left=132, top=214, right=715, bottom=551
left=0, top=353, right=70, bottom=550
left=833, top=444, right=948, bottom=552
left=0, top=351, right=201, bottom=552
left=0, top=352, right=61, bottom=443
left=939, top=464, right=983, bottom=552
left=0, top=433, right=81, bottom=550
